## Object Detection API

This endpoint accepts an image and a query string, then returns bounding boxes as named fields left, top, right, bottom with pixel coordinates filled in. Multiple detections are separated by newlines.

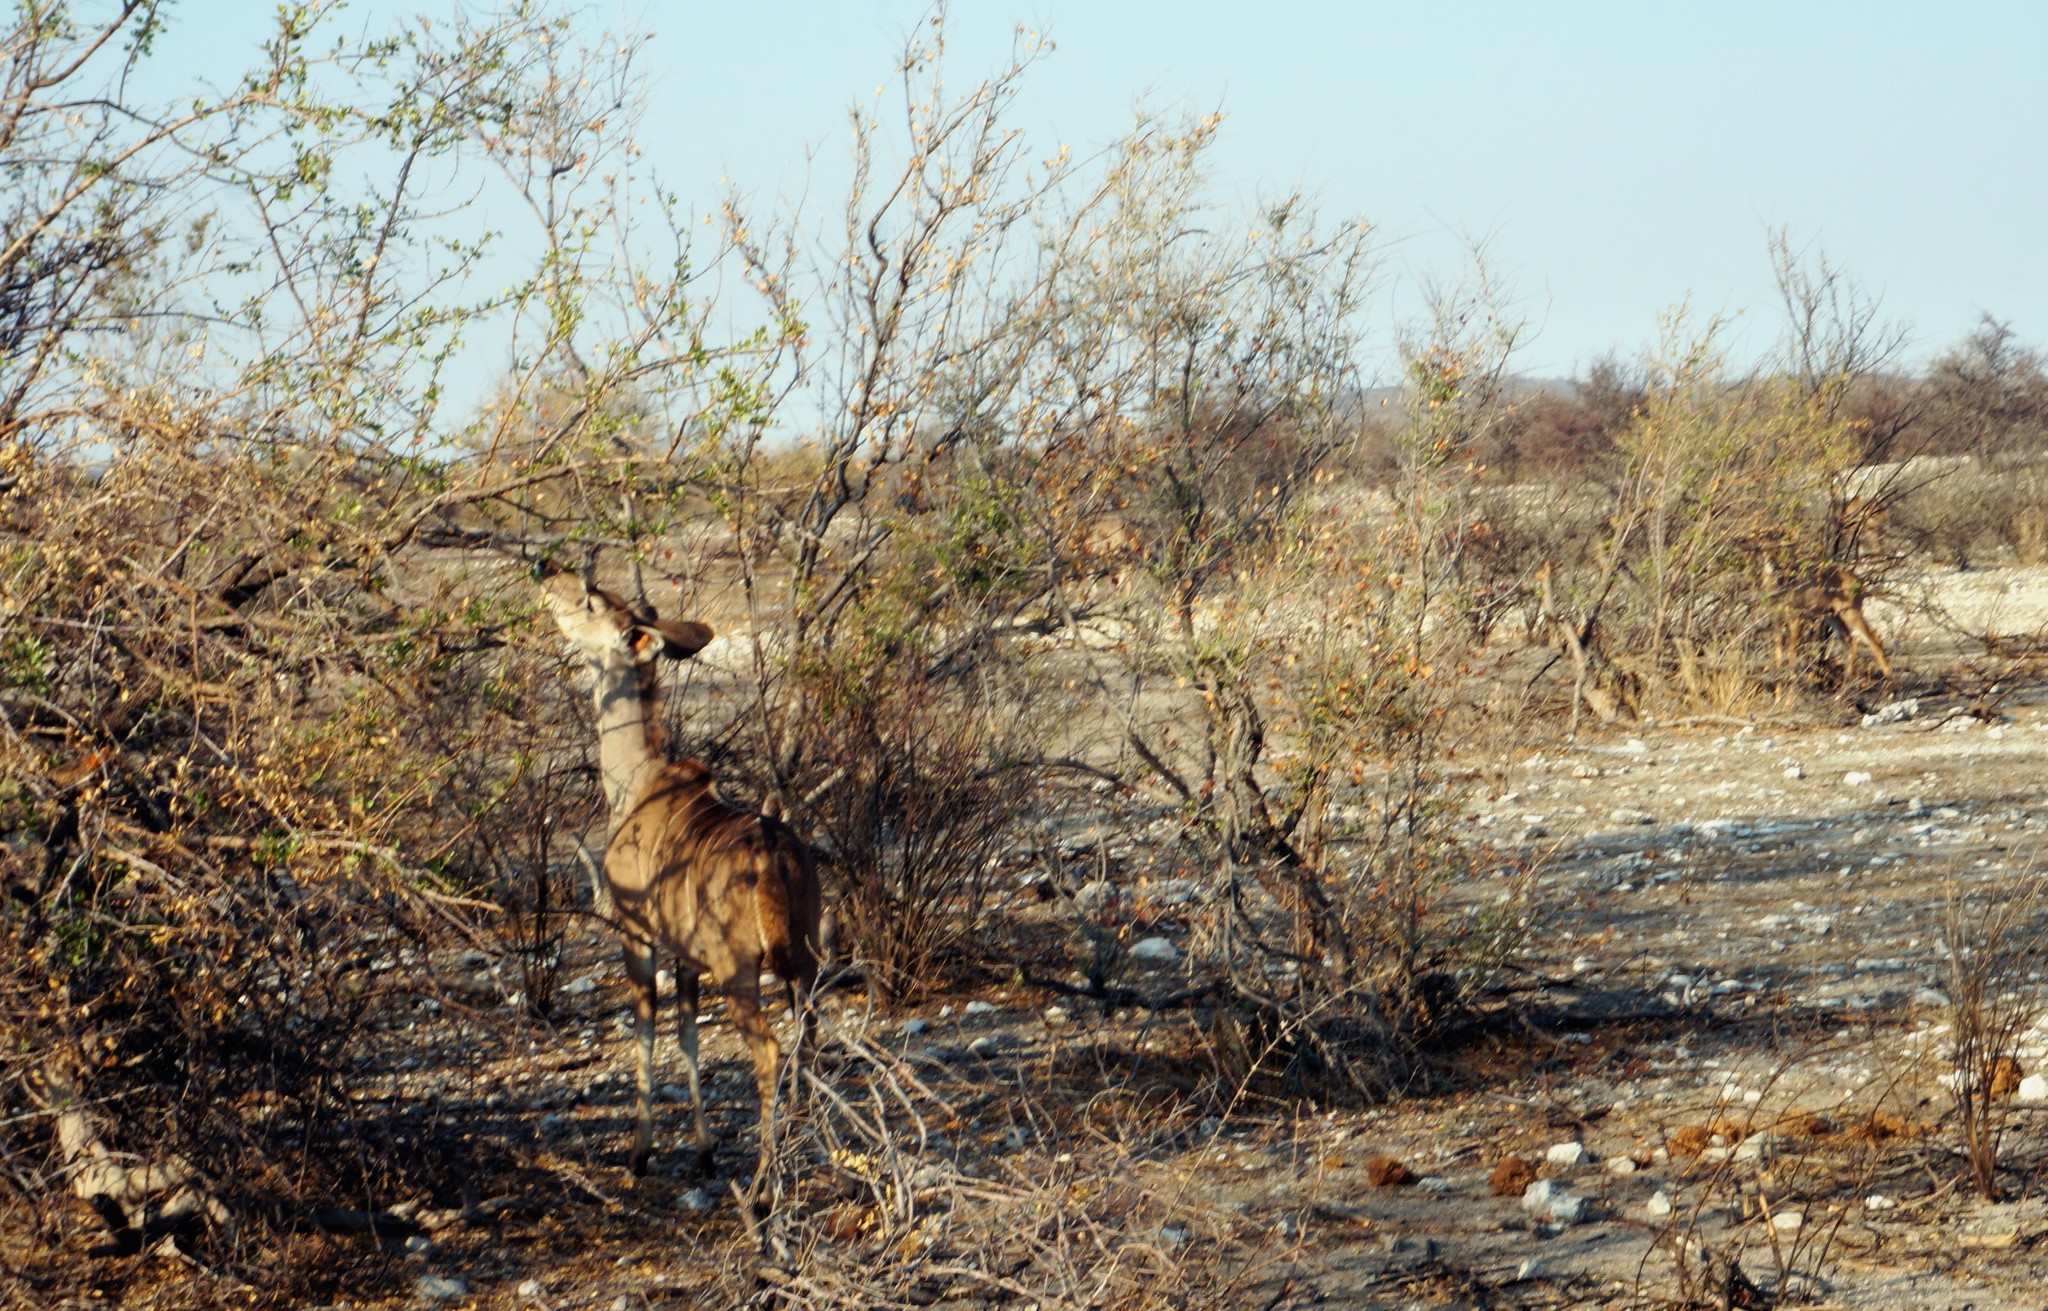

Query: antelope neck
left=587, top=654, right=665, bottom=825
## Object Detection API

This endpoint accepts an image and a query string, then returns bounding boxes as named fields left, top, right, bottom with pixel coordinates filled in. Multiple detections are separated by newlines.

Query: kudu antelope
left=541, top=572, right=821, bottom=1176
left=1770, top=561, right=1892, bottom=682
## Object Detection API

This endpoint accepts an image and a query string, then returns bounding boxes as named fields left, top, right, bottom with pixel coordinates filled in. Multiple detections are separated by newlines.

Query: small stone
left=1645, top=1190, right=1674, bottom=1218
left=415, top=1275, right=469, bottom=1301
left=517, top=1280, right=543, bottom=1299
left=1515, top=1258, right=1545, bottom=1280
left=2018, top=1074, right=2048, bottom=1103
left=562, top=975, right=599, bottom=995
left=1074, top=879, right=1117, bottom=912
left=1415, top=1175, right=1452, bottom=1192
left=1771, top=1210, right=1803, bottom=1233
left=1545, top=1141, right=1588, bottom=1170
left=964, top=1000, right=997, bottom=1016
left=968, top=1034, right=1005, bottom=1057
left=1043, top=1006, right=1071, bottom=1026
left=1733, top=1132, right=1779, bottom=1163
left=1865, top=1193, right=1896, bottom=1210
left=1129, top=936, right=1180, bottom=962
left=1606, top=1156, right=1638, bottom=1175
left=901, top=1017, right=930, bottom=1036
left=1365, top=1155, right=1416, bottom=1187
left=1843, top=771, right=1873, bottom=787
left=1783, top=764, right=1804, bottom=780
left=1912, top=987, right=1951, bottom=1008
left=1159, top=1223, right=1190, bottom=1247
left=1521, top=1179, right=1587, bottom=1225
left=1489, top=1157, right=1535, bottom=1197
left=678, top=1187, right=715, bottom=1212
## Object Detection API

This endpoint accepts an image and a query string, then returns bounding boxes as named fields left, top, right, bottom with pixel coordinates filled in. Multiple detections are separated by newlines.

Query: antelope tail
left=754, top=845, right=797, bottom=975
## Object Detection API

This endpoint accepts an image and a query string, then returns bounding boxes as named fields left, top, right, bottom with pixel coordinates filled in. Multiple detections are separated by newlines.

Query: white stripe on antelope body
left=541, top=571, right=821, bottom=1176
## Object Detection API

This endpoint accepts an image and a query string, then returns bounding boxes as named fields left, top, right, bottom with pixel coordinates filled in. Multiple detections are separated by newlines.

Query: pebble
left=1521, top=1179, right=1588, bottom=1225
left=964, top=1000, right=997, bottom=1016
left=1544, top=1142, right=1588, bottom=1169
left=901, top=1017, right=931, bottom=1036
left=1159, top=1223, right=1190, bottom=1247
left=1865, top=1194, right=1896, bottom=1211
left=1843, top=771, right=1873, bottom=787
left=1129, top=936, right=1180, bottom=962
left=1733, top=1132, right=1779, bottom=1162
left=2020, top=1074, right=2048, bottom=1103
left=1606, top=1156, right=1638, bottom=1175
left=1074, top=880, right=1117, bottom=912
left=678, top=1187, right=715, bottom=1212
left=1645, top=1190, right=1674, bottom=1218
left=1771, top=1210, right=1803, bottom=1233
left=562, top=975, right=599, bottom=995
left=415, top=1275, right=469, bottom=1300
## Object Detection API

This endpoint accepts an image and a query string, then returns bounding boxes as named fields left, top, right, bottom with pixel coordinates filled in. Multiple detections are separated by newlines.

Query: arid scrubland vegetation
left=9, top=4, right=2048, bottom=1309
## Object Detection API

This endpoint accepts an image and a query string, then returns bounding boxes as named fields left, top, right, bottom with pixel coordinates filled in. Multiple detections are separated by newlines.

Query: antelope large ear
left=642, top=619, right=713, bottom=660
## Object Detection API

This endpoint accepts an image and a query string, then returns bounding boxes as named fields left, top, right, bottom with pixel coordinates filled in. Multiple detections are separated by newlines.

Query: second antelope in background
left=1771, top=561, right=1892, bottom=682
left=541, top=570, right=822, bottom=1177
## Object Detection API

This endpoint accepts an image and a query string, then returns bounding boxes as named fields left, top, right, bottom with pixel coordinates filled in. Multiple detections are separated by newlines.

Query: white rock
left=678, top=1187, right=715, bottom=1212
left=1733, top=1132, right=1778, bottom=1162
left=964, top=1000, right=997, bottom=1015
left=1545, top=1142, right=1588, bottom=1169
left=1862, top=699, right=1918, bottom=727
left=1159, top=1223, right=1190, bottom=1247
left=1913, top=987, right=1951, bottom=1008
left=901, top=1017, right=930, bottom=1036
left=1520, top=1178, right=1587, bottom=1224
left=1521, top=1178, right=1559, bottom=1212
left=1865, top=1193, right=1896, bottom=1211
left=1645, top=1190, right=1674, bottom=1218
left=415, top=1276, right=469, bottom=1301
left=1783, top=764, right=1804, bottom=780
left=1606, top=1156, right=1638, bottom=1175
left=1843, top=771, right=1873, bottom=787
left=2019, top=1074, right=2048, bottom=1103
left=1417, top=1175, right=1452, bottom=1192
left=1074, top=879, right=1117, bottom=911
left=562, top=975, right=599, bottom=995
left=1129, top=936, right=1180, bottom=962
left=1043, top=1006, right=1071, bottom=1026
left=1771, top=1210, right=1803, bottom=1233
left=517, top=1279, right=544, bottom=1299
left=1515, top=1258, right=1545, bottom=1280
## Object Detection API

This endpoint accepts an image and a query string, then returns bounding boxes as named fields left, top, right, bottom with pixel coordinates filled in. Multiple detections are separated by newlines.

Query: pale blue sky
left=165, top=1, right=2046, bottom=378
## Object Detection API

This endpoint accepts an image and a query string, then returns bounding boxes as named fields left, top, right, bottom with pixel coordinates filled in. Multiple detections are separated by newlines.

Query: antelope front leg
left=621, top=939, right=659, bottom=1175
left=675, top=970, right=712, bottom=1177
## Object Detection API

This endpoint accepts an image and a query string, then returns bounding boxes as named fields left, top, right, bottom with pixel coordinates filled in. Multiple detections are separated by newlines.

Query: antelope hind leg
left=676, top=970, right=712, bottom=1177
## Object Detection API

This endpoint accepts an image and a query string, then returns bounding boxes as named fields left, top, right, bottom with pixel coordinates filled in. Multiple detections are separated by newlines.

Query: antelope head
left=539, top=570, right=713, bottom=670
